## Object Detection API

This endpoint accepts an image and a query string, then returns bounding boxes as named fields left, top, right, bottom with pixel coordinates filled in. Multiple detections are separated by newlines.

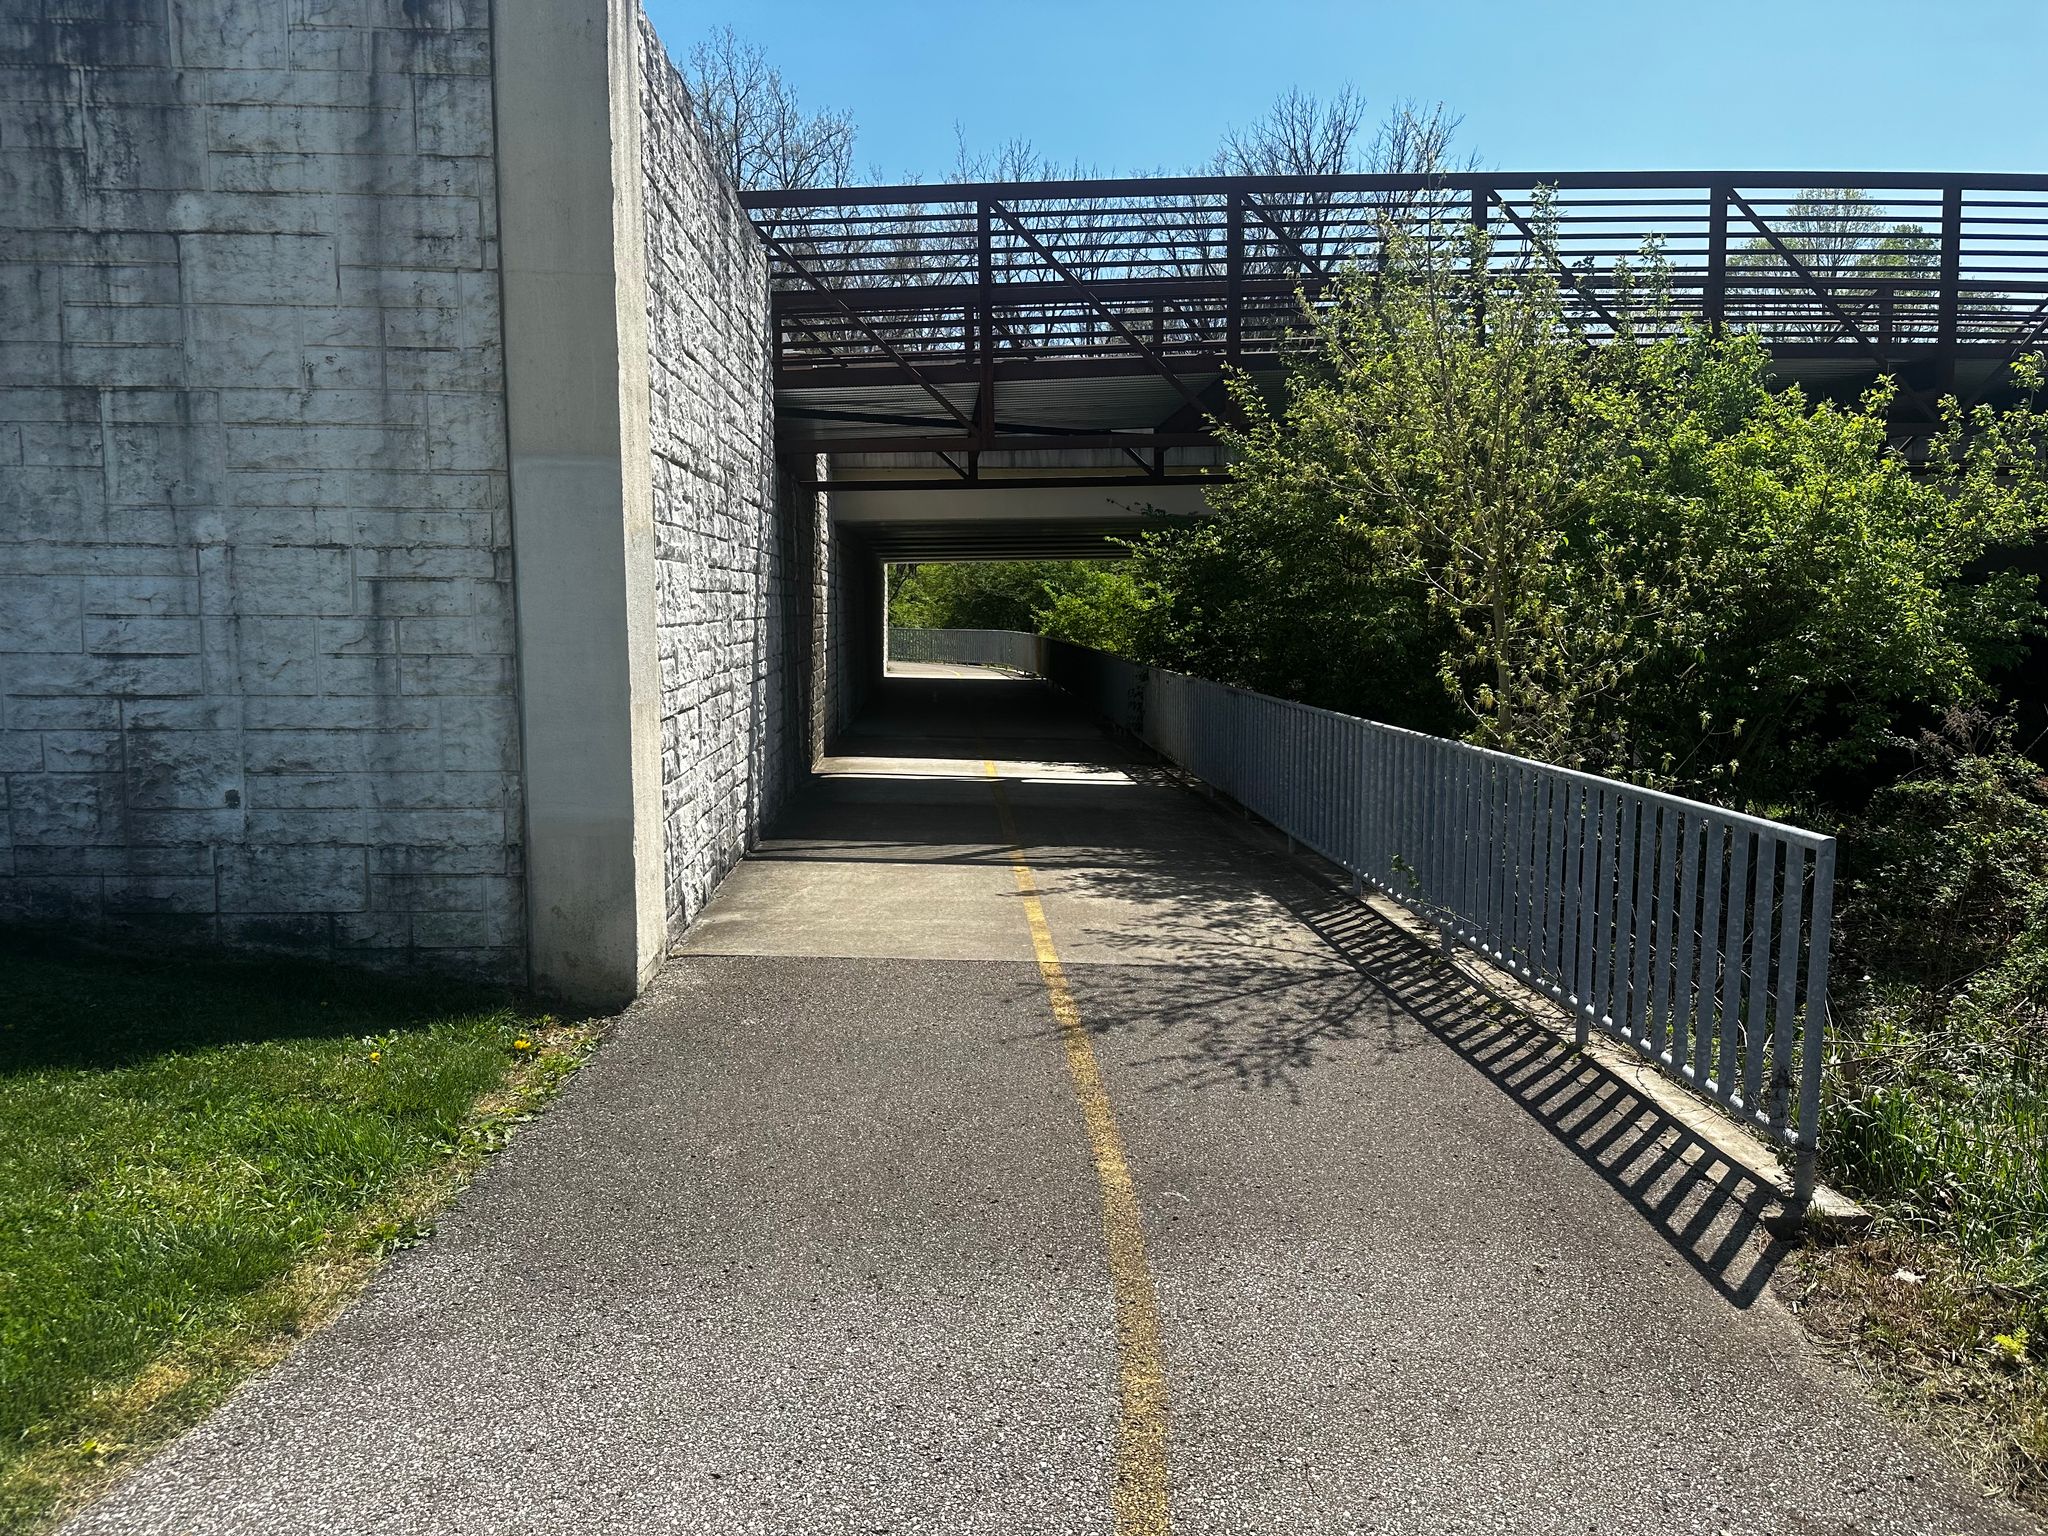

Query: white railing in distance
left=888, top=626, right=1042, bottom=673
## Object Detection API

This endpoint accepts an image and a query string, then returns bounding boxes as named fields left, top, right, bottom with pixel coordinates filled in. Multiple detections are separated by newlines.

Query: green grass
left=1795, top=1232, right=2048, bottom=1519
left=0, top=932, right=596, bottom=1533
left=1824, top=988, right=2048, bottom=1287
left=1810, top=984, right=2048, bottom=1519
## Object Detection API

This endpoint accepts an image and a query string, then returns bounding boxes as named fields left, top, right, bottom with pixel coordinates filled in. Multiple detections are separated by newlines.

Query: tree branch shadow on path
left=1042, top=783, right=1798, bottom=1310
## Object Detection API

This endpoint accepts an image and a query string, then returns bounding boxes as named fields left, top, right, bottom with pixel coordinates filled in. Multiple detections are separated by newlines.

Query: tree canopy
left=1101, top=224, right=2048, bottom=814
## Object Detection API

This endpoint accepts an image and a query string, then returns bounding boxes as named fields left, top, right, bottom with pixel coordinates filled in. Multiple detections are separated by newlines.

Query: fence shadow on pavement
left=1261, top=862, right=1797, bottom=1308
left=795, top=673, right=1796, bottom=1308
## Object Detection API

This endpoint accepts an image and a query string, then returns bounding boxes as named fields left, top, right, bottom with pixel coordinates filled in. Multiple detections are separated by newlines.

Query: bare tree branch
left=686, top=26, right=856, bottom=192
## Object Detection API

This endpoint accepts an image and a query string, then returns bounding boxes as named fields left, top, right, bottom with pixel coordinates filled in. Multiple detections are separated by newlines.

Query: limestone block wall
left=635, top=18, right=811, bottom=943
left=0, top=0, right=523, bottom=978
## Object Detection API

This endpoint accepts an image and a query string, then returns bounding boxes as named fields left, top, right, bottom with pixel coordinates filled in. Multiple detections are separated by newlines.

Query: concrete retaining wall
left=638, top=18, right=809, bottom=943
left=0, top=0, right=523, bottom=979
left=1, top=0, right=857, bottom=1002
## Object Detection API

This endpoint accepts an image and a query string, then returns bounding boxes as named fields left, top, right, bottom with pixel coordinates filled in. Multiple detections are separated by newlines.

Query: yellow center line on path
left=981, top=756, right=1170, bottom=1536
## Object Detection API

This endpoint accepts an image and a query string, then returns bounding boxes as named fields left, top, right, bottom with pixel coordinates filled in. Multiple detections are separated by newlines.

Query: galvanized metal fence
left=884, top=626, right=1040, bottom=671
left=888, top=625, right=1042, bottom=672
left=910, top=627, right=1838, bottom=1193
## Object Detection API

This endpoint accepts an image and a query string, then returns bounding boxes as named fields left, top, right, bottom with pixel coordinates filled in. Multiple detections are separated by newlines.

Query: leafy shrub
left=1842, top=713, right=2048, bottom=990
left=1828, top=715, right=2048, bottom=1277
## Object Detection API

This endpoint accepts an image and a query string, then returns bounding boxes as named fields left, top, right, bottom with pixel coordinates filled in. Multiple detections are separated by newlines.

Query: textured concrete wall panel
left=636, top=17, right=810, bottom=943
left=0, top=0, right=522, bottom=978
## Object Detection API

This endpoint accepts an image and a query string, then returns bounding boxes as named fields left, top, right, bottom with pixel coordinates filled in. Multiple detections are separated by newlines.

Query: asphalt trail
left=67, top=673, right=2027, bottom=1535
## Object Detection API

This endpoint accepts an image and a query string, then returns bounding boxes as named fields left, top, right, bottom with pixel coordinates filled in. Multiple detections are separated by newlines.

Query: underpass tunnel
left=858, top=536, right=1132, bottom=771
left=809, top=447, right=1221, bottom=766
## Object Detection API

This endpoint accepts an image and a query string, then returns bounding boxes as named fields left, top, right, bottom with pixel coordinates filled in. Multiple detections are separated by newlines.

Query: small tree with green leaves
left=1145, top=211, right=2048, bottom=809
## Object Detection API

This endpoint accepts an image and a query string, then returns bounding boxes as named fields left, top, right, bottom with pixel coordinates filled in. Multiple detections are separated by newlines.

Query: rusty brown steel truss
left=743, top=172, right=2048, bottom=486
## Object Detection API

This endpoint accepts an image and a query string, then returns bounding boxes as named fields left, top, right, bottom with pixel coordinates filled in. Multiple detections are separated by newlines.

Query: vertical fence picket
left=1669, top=814, right=1703, bottom=1076
left=1797, top=842, right=1837, bottom=1175
left=1719, top=832, right=1752, bottom=1105
left=1626, top=799, right=1659, bottom=1044
left=1495, top=762, right=1515, bottom=964
left=1523, top=767, right=1544, bottom=976
left=1586, top=785, right=1613, bottom=1028
left=1465, top=748, right=1483, bottom=945
left=1317, top=712, right=1331, bottom=857
left=1532, top=769, right=1552, bottom=979
left=1540, top=782, right=1564, bottom=987
left=1743, top=837, right=1780, bottom=1115
left=1419, top=733, right=1434, bottom=914
left=1602, top=796, right=1636, bottom=1030
left=1342, top=717, right=1355, bottom=878
left=1402, top=731, right=1421, bottom=910
left=1649, top=802, right=1680, bottom=1058
left=1694, top=819, right=1726, bottom=1091
left=1575, top=784, right=1601, bottom=1026
left=1769, top=840, right=1807, bottom=1131
left=1555, top=783, right=1580, bottom=1004
left=1458, top=745, right=1474, bottom=937
left=1372, top=721, right=1382, bottom=884
left=1515, top=765, right=1538, bottom=974
left=1503, top=764, right=1525, bottom=967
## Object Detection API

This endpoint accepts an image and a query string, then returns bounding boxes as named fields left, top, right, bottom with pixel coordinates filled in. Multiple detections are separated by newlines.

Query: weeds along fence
left=910, top=626, right=1839, bottom=1195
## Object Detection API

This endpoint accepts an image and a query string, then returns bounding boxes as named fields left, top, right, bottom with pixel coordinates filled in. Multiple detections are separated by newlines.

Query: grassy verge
left=1794, top=732, right=2048, bottom=1523
left=1806, top=985, right=2047, bottom=1522
left=1792, top=1230, right=2047, bottom=1521
left=0, top=932, right=598, bottom=1533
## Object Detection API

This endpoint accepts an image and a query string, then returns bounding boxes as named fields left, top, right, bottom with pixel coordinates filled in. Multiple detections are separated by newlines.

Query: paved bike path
left=67, top=674, right=2022, bottom=1535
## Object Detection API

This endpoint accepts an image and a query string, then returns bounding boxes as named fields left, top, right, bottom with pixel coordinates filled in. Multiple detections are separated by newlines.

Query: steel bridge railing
left=746, top=172, right=2048, bottom=440
left=909, top=626, right=1837, bottom=1196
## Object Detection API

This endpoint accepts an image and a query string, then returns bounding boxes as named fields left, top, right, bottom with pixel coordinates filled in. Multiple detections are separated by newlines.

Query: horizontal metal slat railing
left=746, top=172, right=2048, bottom=387
left=905, top=627, right=1837, bottom=1194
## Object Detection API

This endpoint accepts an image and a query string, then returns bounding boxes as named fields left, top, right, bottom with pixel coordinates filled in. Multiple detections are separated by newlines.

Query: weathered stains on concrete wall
left=635, top=17, right=810, bottom=943
left=0, top=0, right=522, bottom=978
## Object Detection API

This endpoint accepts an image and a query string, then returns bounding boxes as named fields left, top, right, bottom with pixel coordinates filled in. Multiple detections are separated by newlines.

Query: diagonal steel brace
left=987, top=200, right=1215, bottom=419
left=757, top=229, right=977, bottom=434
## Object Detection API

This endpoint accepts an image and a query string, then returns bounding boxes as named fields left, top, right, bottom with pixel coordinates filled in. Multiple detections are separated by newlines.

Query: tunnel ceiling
left=856, top=518, right=1168, bottom=561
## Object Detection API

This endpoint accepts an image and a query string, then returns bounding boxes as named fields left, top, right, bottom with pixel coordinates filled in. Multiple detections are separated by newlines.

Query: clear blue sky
left=640, top=0, right=2048, bottom=183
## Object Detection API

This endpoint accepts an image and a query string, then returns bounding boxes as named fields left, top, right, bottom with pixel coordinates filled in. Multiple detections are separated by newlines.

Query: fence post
left=1226, top=189, right=1245, bottom=368
left=1794, top=839, right=1836, bottom=1206
left=978, top=199, right=996, bottom=452
left=1470, top=187, right=1488, bottom=340
left=1705, top=184, right=1729, bottom=335
left=1937, top=184, right=1963, bottom=399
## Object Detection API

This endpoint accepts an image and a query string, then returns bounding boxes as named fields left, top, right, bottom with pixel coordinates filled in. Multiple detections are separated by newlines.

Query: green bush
left=1828, top=716, right=2048, bottom=1277
left=1109, top=225, right=2048, bottom=807
left=1841, top=714, right=2048, bottom=989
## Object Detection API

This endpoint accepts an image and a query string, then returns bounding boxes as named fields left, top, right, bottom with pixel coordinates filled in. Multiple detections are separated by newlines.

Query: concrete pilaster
left=494, top=0, right=665, bottom=1005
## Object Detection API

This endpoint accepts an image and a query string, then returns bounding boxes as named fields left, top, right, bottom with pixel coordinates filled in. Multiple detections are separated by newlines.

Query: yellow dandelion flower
left=512, top=1038, right=534, bottom=1052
